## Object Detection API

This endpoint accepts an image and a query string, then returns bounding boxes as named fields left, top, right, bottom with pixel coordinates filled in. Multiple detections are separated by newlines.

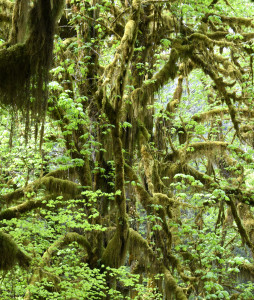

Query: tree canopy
left=0, top=0, right=254, bottom=299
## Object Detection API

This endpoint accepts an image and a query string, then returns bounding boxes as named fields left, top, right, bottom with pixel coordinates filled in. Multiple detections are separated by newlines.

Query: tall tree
left=0, top=0, right=254, bottom=299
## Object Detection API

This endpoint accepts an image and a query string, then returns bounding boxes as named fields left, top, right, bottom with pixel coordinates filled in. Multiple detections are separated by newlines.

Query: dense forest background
left=0, top=0, right=254, bottom=299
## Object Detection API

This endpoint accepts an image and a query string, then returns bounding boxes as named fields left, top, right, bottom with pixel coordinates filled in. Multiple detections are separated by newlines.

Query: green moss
left=220, top=16, right=254, bottom=27
left=0, top=0, right=13, bottom=11
left=129, top=229, right=187, bottom=299
left=166, top=75, right=183, bottom=113
left=188, top=33, right=233, bottom=47
left=101, top=226, right=129, bottom=268
left=39, top=176, right=81, bottom=198
left=164, top=269, right=187, bottom=300
left=0, top=231, right=31, bottom=270
left=0, top=0, right=64, bottom=142
left=137, top=120, right=150, bottom=141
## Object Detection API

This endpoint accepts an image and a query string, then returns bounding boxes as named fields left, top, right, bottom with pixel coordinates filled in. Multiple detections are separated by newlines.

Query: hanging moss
left=166, top=75, right=183, bottom=113
left=237, top=203, right=254, bottom=243
left=129, top=229, right=187, bottom=300
left=38, top=176, right=81, bottom=198
left=188, top=32, right=233, bottom=47
left=0, top=231, right=31, bottom=270
left=228, top=197, right=254, bottom=255
left=0, top=0, right=64, bottom=140
left=0, top=193, right=72, bottom=221
left=101, top=219, right=129, bottom=268
left=0, top=175, right=81, bottom=209
left=141, top=145, right=154, bottom=195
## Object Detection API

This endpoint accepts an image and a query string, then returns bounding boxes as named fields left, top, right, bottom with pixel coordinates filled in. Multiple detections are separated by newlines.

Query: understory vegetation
left=0, top=0, right=254, bottom=299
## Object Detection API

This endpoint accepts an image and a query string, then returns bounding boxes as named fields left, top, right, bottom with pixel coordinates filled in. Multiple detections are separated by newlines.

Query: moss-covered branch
left=42, top=232, right=92, bottom=265
left=0, top=176, right=81, bottom=208
left=192, top=108, right=254, bottom=123
left=164, top=141, right=253, bottom=165
left=228, top=197, right=254, bottom=256
left=124, top=163, right=154, bottom=210
left=129, top=228, right=187, bottom=300
left=125, top=163, right=173, bottom=245
left=166, top=75, right=183, bottom=114
left=0, top=231, right=31, bottom=270
left=184, top=164, right=219, bottom=189
left=0, top=193, right=75, bottom=221
left=24, top=232, right=92, bottom=300
left=188, top=32, right=233, bottom=47
left=44, top=167, right=77, bottom=179
left=190, top=53, right=240, bottom=135
left=37, top=176, right=81, bottom=198
left=131, top=48, right=179, bottom=106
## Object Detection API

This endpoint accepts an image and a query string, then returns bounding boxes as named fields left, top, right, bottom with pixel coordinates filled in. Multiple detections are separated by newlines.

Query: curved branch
left=0, top=193, right=77, bottom=221
left=129, top=228, right=187, bottom=300
left=192, top=108, right=254, bottom=123
left=131, top=48, right=179, bottom=106
left=0, top=231, right=31, bottom=271
left=24, top=232, right=92, bottom=300
left=0, top=176, right=81, bottom=208
left=228, top=197, right=254, bottom=257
